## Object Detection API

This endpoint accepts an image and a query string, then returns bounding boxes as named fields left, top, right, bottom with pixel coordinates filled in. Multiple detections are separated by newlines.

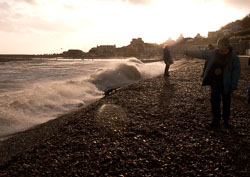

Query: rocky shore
left=0, top=58, right=249, bottom=176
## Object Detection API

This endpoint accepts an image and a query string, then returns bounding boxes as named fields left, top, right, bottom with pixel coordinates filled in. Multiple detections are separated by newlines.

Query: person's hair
left=207, top=44, right=215, bottom=50
left=163, top=44, right=169, bottom=49
left=217, top=37, right=230, bottom=48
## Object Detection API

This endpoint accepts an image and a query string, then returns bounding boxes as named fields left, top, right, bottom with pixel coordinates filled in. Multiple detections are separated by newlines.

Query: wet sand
left=0, top=58, right=249, bottom=176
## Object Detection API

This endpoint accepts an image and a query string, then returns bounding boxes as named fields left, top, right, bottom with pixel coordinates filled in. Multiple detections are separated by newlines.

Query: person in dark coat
left=185, top=37, right=241, bottom=128
left=248, top=86, right=250, bottom=104
left=163, top=45, right=173, bottom=77
left=201, top=44, right=215, bottom=77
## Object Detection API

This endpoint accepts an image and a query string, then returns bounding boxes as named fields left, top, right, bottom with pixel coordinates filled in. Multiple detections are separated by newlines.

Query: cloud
left=63, top=4, right=76, bottom=10
left=122, top=0, right=151, bottom=5
left=0, top=2, right=10, bottom=10
left=0, top=0, right=77, bottom=33
left=223, top=0, right=250, bottom=11
left=193, top=0, right=250, bottom=11
left=28, top=17, right=76, bottom=32
left=14, top=0, right=37, bottom=5
left=95, top=0, right=151, bottom=5
left=0, top=13, right=76, bottom=33
left=0, top=2, right=13, bottom=32
left=0, top=20, right=15, bottom=33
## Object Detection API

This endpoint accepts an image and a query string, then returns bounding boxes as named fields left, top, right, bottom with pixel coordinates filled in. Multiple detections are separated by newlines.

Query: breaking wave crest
left=0, top=58, right=165, bottom=138
left=90, top=62, right=142, bottom=91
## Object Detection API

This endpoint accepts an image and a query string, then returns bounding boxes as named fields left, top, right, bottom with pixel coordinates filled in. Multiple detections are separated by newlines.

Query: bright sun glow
left=0, top=0, right=248, bottom=54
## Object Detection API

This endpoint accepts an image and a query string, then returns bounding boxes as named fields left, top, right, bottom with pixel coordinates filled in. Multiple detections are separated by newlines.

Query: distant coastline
left=0, top=54, right=34, bottom=62
left=0, top=54, right=163, bottom=63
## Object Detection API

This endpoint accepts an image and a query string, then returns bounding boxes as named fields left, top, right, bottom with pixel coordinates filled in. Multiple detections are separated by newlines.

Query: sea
left=0, top=57, right=167, bottom=138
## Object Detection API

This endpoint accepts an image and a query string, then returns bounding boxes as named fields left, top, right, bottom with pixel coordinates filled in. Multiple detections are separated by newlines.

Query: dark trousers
left=164, top=64, right=170, bottom=76
left=210, top=81, right=231, bottom=124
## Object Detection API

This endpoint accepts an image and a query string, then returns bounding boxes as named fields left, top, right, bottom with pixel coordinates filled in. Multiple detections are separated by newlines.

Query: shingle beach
left=0, top=58, right=249, bottom=176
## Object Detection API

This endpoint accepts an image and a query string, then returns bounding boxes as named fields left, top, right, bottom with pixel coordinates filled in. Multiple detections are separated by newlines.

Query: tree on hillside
left=220, top=14, right=250, bottom=31
left=177, top=33, right=184, bottom=41
left=241, top=13, right=250, bottom=28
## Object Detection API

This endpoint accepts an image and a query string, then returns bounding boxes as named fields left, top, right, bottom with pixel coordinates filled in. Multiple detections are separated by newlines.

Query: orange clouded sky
left=0, top=0, right=249, bottom=54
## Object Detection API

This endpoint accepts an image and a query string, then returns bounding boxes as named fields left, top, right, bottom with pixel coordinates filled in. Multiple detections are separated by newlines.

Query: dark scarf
left=210, top=49, right=232, bottom=81
left=202, top=49, right=232, bottom=86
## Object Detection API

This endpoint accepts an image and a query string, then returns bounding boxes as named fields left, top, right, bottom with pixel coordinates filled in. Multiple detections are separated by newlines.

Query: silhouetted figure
left=248, top=86, right=250, bottom=104
left=185, top=37, right=241, bottom=128
left=201, top=44, right=215, bottom=77
left=163, top=45, right=173, bottom=77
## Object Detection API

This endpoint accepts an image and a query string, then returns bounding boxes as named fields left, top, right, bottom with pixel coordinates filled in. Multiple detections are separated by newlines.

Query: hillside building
left=62, top=49, right=85, bottom=58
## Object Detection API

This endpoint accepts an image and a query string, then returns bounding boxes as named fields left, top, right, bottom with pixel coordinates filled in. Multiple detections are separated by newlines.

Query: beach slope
left=0, top=58, right=249, bottom=176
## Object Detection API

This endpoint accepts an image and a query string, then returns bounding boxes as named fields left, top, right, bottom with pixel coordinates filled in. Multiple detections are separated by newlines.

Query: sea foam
left=0, top=58, right=165, bottom=137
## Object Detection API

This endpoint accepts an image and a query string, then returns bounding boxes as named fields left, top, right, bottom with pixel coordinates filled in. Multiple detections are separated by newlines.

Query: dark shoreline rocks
left=0, top=58, right=249, bottom=176
left=0, top=57, right=32, bottom=62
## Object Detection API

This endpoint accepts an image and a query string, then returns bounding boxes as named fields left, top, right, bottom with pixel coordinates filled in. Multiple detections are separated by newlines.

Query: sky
left=0, top=0, right=249, bottom=54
